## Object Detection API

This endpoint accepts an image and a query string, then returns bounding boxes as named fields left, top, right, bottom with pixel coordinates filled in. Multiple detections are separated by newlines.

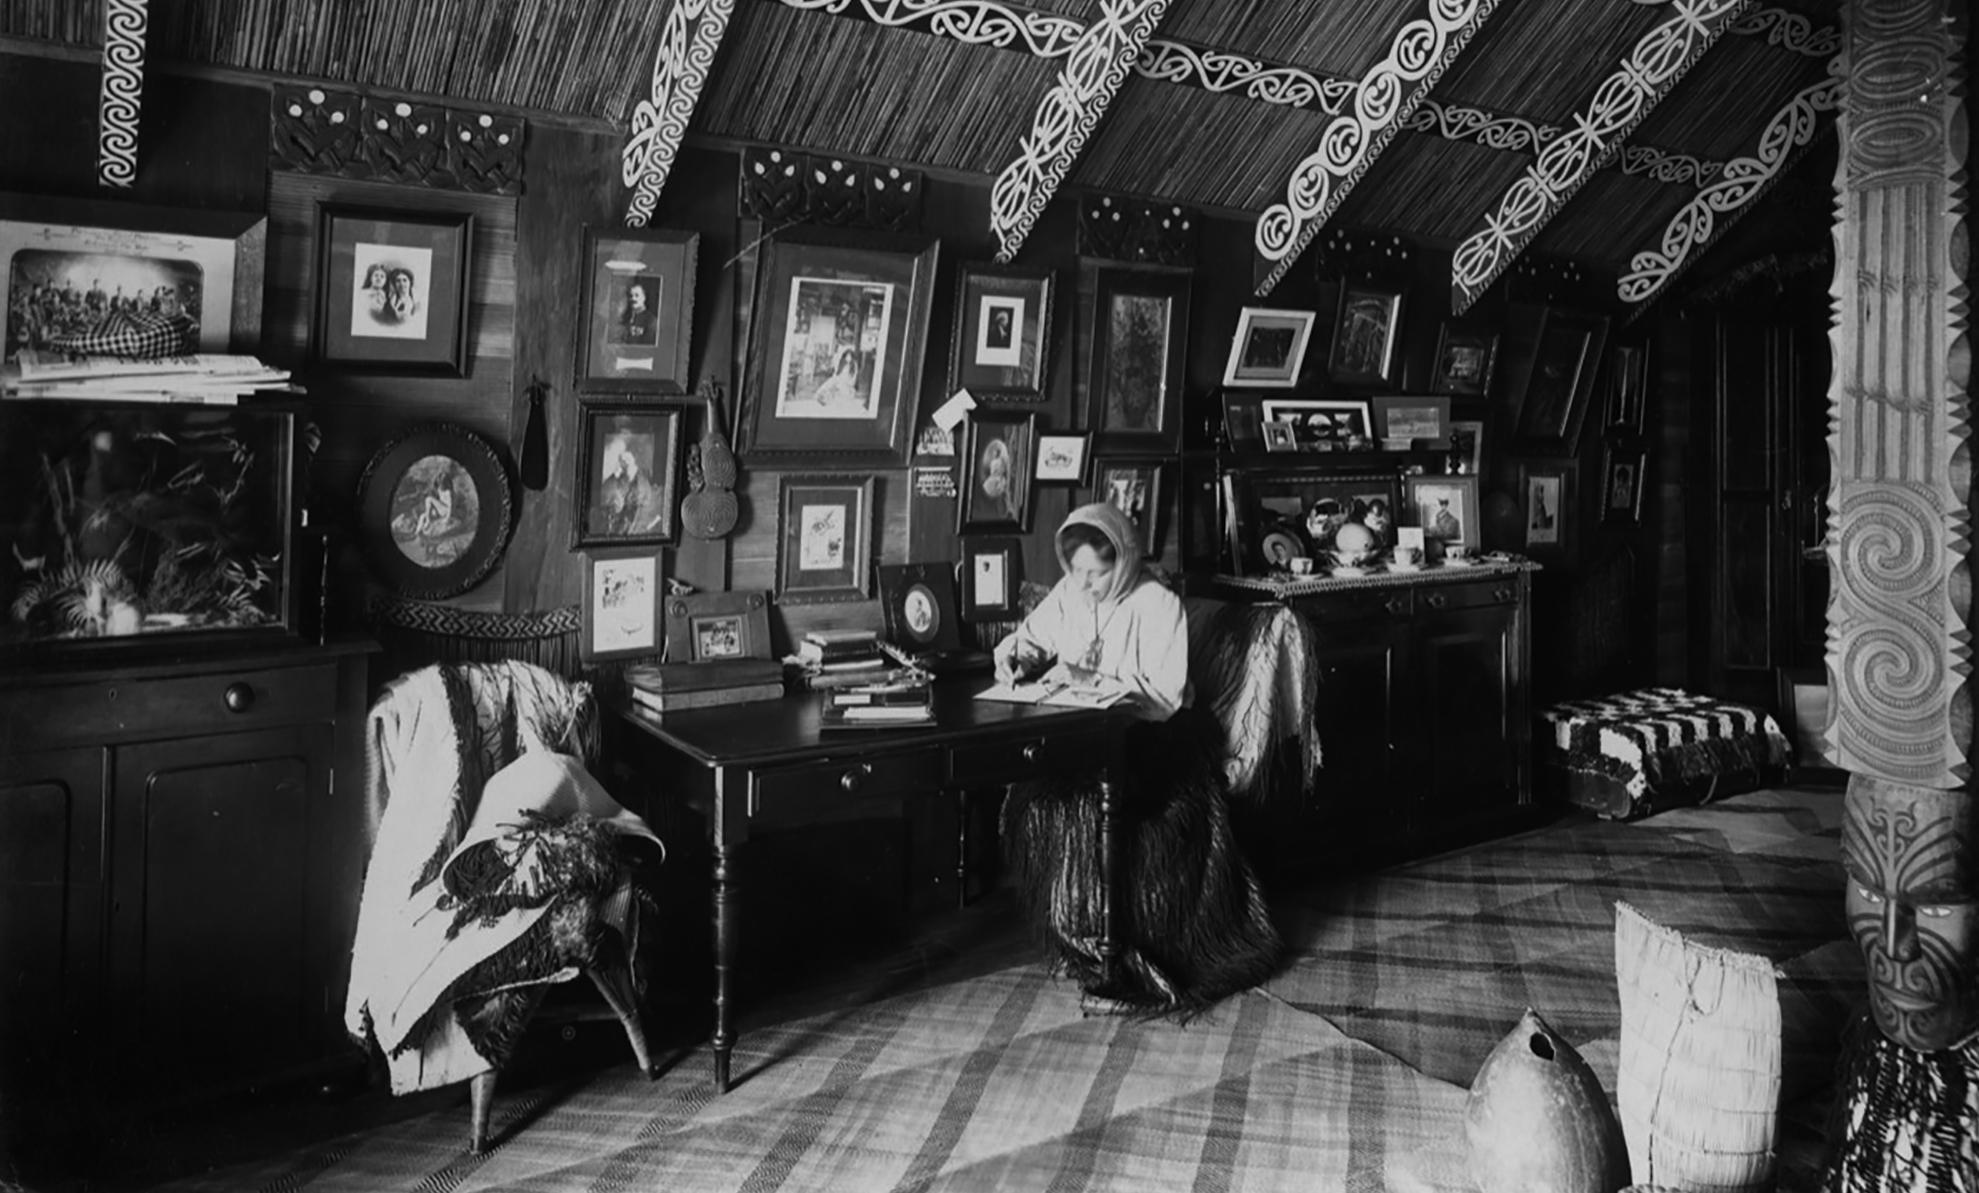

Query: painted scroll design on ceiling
left=780, top=0, right=1084, bottom=58
left=622, top=0, right=736, bottom=228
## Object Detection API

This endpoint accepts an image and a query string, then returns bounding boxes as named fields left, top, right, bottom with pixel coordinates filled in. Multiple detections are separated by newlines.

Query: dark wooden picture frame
left=1606, top=343, right=1649, bottom=433
left=776, top=474, right=875, bottom=605
left=1603, top=443, right=1646, bottom=525
left=1519, top=462, right=1574, bottom=555
left=581, top=547, right=663, bottom=662
left=877, top=562, right=964, bottom=653
left=960, top=538, right=1022, bottom=622
left=1512, top=307, right=1610, bottom=455
left=1430, top=324, right=1498, bottom=396
left=1260, top=397, right=1375, bottom=450
left=949, top=261, right=1054, bottom=402
left=1328, top=284, right=1403, bottom=387
left=662, top=589, right=773, bottom=663
left=313, top=203, right=472, bottom=374
left=1087, top=267, right=1191, bottom=454
left=1035, top=432, right=1093, bottom=485
left=1091, top=457, right=1166, bottom=558
left=575, top=225, right=697, bottom=393
left=573, top=401, right=686, bottom=549
left=355, top=422, right=515, bottom=600
left=957, top=409, right=1037, bottom=534
left=740, top=226, right=939, bottom=466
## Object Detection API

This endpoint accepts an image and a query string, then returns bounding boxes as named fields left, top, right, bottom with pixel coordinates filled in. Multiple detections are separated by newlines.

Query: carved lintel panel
left=1825, top=0, right=1971, bottom=788
left=1076, top=193, right=1198, bottom=266
left=97, top=0, right=146, bottom=188
left=271, top=85, right=525, bottom=195
left=738, top=146, right=924, bottom=233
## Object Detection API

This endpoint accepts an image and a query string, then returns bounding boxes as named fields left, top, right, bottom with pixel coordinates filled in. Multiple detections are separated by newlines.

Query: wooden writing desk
left=613, top=678, right=1127, bottom=1091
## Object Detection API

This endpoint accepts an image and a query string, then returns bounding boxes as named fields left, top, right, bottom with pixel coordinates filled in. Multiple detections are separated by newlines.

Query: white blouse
left=1000, top=575, right=1191, bottom=720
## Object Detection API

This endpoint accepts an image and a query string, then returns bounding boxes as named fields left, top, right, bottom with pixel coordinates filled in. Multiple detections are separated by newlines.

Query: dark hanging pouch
left=520, top=377, right=549, bottom=491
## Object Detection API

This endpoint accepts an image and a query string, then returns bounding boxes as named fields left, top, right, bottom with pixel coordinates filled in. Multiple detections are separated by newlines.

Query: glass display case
left=0, top=399, right=303, bottom=655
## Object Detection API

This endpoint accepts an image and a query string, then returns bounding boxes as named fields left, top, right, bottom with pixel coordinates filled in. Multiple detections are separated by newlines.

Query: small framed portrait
left=957, top=409, right=1037, bottom=534
left=1405, top=475, right=1482, bottom=550
left=1222, top=307, right=1317, bottom=388
left=355, top=422, right=516, bottom=600
left=1328, top=284, right=1403, bottom=387
left=776, top=474, right=875, bottom=605
left=312, top=203, right=472, bottom=374
left=662, top=589, right=773, bottom=663
left=1519, top=463, right=1574, bottom=553
left=1091, top=458, right=1166, bottom=558
left=1370, top=396, right=1453, bottom=446
left=878, top=562, right=965, bottom=652
left=1448, top=418, right=1485, bottom=475
left=575, top=225, right=697, bottom=393
left=960, top=538, right=1022, bottom=622
left=1261, top=419, right=1299, bottom=452
left=949, top=262, right=1054, bottom=401
left=582, top=548, right=663, bottom=662
left=1430, top=324, right=1499, bottom=396
left=1260, top=398, right=1375, bottom=449
left=573, top=402, right=686, bottom=549
left=1086, top=267, right=1192, bottom=454
left=1603, top=443, right=1646, bottom=525
left=1035, top=432, right=1093, bottom=485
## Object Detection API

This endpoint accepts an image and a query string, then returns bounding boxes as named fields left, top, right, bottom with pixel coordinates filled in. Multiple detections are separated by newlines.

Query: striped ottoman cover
left=1538, top=687, right=1792, bottom=819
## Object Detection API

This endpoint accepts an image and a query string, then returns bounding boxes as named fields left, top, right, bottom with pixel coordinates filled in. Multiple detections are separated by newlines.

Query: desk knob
left=224, top=682, right=255, bottom=713
left=1424, top=593, right=1448, bottom=610
left=1021, top=742, right=1041, bottom=764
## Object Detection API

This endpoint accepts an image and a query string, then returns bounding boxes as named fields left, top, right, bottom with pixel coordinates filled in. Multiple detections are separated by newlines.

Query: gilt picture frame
left=575, top=225, right=697, bottom=393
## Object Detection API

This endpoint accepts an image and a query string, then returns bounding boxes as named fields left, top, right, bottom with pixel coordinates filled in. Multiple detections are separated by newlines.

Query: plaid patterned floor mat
left=143, top=788, right=1850, bottom=1193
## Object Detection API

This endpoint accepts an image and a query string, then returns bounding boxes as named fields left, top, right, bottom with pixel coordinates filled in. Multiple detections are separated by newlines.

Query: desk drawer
left=1, top=662, right=338, bottom=746
left=1416, top=578, right=1519, bottom=614
left=1291, top=587, right=1413, bottom=623
left=951, top=727, right=1110, bottom=786
left=751, top=747, right=944, bottom=824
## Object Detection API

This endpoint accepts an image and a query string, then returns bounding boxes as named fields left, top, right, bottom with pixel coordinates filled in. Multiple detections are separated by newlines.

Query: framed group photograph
left=1603, top=443, right=1646, bottom=525
left=0, top=192, right=266, bottom=364
left=877, top=562, right=964, bottom=653
left=958, top=409, right=1037, bottom=533
left=313, top=203, right=472, bottom=374
left=961, top=538, right=1022, bottom=621
left=1087, top=268, right=1191, bottom=454
left=1260, top=397, right=1375, bottom=449
left=1328, top=284, right=1403, bottom=387
left=1222, top=307, right=1316, bottom=388
left=662, top=589, right=772, bottom=663
left=1092, top=458, right=1166, bottom=558
left=581, top=548, right=663, bottom=662
left=1370, top=396, right=1452, bottom=446
left=1512, top=307, right=1610, bottom=455
left=1405, top=475, right=1481, bottom=550
left=1035, top=432, right=1093, bottom=485
left=740, top=226, right=939, bottom=466
left=949, top=262, right=1054, bottom=401
left=355, top=422, right=516, bottom=600
left=573, top=402, right=686, bottom=549
left=1520, top=463, right=1574, bottom=553
left=776, top=474, right=875, bottom=605
left=1430, top=324, right=1499, bottom=396
left=575, top=225, right=697, bottom=393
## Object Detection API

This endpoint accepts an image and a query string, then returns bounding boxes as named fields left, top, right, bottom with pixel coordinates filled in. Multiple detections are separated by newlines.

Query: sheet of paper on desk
left=975, top=678, right=1130, bottom=708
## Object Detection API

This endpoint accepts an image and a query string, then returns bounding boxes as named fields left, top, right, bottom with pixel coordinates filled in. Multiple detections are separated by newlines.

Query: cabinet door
left=1307, top=623, right=1408, bottom=834
left=1413, top=603, right=1522, bottom=830
left=109, top=723, right=331, bottom=1081
left=0, top=747, right=106, bottom=1075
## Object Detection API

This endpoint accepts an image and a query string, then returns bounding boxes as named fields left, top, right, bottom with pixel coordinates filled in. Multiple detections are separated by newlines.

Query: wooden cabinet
left=0, top=640, right=371, bottom=1105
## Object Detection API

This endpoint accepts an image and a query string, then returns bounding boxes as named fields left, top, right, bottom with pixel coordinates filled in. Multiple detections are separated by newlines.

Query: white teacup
left=1288, top=556, right=1315, bottom=576
left=1392, top=545, right=1422, bottom=567
left=1444, top=542, right=1473, bottom=562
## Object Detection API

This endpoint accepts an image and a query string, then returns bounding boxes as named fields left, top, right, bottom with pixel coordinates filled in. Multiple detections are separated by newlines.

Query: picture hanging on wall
left=355, top=422, right=516, bottom=600
left=1520, top=463, right=1575, bottom=555
left=582, top=547, right=663, bottom=662
left=1603, top=444, right=1645, bottom=525
left=1328, top=284, right=1403, bottom=387
left=575, top=225, right=697, bottom=393
left=1035, top=432, right=1093, bottom=485
left=1430, top=324, right=1498, bottom=396
left=957, top=409, right=1037, bottom=534
left=1511, top=307, right=1610, bottom=456
left=960, top=538, right=1022, bottom=622
left=1086, top=268, right=1191, bottom=454
left=573, top=401, right=686, bottom=549
left=776, top=474, right=875, bottom=604
left=1222, top=307, right=1316, bottom=388
left=313, top=203, right=473, bottom=374
left=1090, top=458, right=1166, bottom=558
left=949, top=262, right=1054, bottom=402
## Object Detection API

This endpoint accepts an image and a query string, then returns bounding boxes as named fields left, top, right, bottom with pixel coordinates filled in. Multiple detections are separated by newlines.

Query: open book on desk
left=974, top=674, right=1132, bottom=709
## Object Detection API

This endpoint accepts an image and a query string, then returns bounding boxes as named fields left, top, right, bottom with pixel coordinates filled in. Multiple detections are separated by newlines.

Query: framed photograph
left=662, top=589, right=773, bottom=663
left=1328, top=284, right=1404, bottom=387
left=776, top=474, right=875, bottom=605
left=957, top=409, right=1037, bottom=533
left=1261, top=419, right=1298, bottom=452
left=1221, top=391, right=1267, bottom=450
left=1091, top=458, right=1166, bottom=558
left=1603, top=443, right=1646, bottom=525
left=582, top=548, right=663, bottom=662
left=1260, top=397, right=1375, bottom=449
left=1405, top=475, right=1481, bottom=550
left=1520, top=463, right=1574, bottom=553
left=740, top=226, right=939, bottom=466
left=1512, top=307, right=1610, bottom=455
left=878, top=563, right=964, bottom=653
left=1230, top=469, right=1402, bottom=573
left=1448, top=418, right=1485, bottom=475
left=1035, top=432, right=1093, bottom=485
left=1222, top=307, right=1316, bottom=388
left=1370, top=396, right=1452, bottom=445
left=573, top=401, right=686, bottom=549
left=313, top=203, right=472, bottom=374
left=1430, top=324, right=1499, bottom=396
left=1087, top=268, right=1191, bottom=454
left=575, top=225, right=697, bottom=393
left=960, top=538, right=1022, bottom=621
left=1606, top=343, right=1649, bottom=432
left=355, top=422, right=516, bottom=600
left=0, top=192, right=266, bottom=364
left=950, top=262, right=1054, bottom=401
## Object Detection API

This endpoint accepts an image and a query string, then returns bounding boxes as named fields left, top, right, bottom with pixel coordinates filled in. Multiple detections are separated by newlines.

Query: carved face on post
left=1842, top=777, right=1978, bottom=1052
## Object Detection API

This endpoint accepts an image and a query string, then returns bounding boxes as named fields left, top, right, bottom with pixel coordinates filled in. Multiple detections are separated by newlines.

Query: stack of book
left=788, top=628, right=892, bottom=689
left=820, top=672, right=934, bottom=730
left=1, top=351, right=302, bottom=405
left=624, top=658, right=785, bottom=715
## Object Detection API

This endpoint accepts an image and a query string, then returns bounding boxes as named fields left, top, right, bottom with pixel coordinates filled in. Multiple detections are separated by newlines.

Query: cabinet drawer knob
left=224, top=682, right=255, bottom=713
left=1021, top=742, right=1042, bottom=764
left=1384, top=596, right=1407, bottom=615
left=1425, top=593, right=1448, bottom=610
left=839, top=764, right=872, bottom=794
left=1493, top=586, right=1514, bottom=603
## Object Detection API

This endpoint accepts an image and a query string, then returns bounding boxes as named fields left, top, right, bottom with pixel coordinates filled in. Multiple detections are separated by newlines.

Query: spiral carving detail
left=97, top=0, right=147, bottom=189
left=624, top=0, right=734, bottom=227
left=1731, top=7, right=1840, bottom=57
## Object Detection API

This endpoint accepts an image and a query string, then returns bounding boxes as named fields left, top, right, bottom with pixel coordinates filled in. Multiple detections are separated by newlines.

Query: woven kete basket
left=1614, top=901, right=1782, bottom=1193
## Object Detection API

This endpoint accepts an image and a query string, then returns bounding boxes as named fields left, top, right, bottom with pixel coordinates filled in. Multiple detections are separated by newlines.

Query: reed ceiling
left=2, top=0, right=1847, bottom=298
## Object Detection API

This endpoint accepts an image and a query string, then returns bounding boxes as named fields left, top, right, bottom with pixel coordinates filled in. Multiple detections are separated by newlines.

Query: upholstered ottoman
left=1536, top=687, right=1792, bottom=820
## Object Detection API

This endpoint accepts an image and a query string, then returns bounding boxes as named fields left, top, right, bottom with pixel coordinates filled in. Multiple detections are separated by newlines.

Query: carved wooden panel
left=1076, top=193, right=1198, bottom=266
left=270, top=84, right=525, bottom=196
left=1825, top=0, right=1971, bottom=786
left=737, top=146, right=924, bottom=232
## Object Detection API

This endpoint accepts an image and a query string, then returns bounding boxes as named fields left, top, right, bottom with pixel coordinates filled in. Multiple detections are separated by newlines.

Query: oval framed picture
left=356, top=422, right=516, bottom=599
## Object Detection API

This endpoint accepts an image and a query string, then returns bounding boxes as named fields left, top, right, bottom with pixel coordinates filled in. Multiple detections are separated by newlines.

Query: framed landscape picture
left=313, top=203, right=472, bottom=374
left=1370, top=396, right=1452, bottom=446
left=575, top=225, right=697, bottom=393
left=1222, top=307, right=1316, bottom=388
left=1328, top=284, right=1403, bottom=387
left=776, top=474, right=875, bottom=605
left=1086, top=268, right=1191, bottom=454
left=949, top=262, right=1053, bottom=401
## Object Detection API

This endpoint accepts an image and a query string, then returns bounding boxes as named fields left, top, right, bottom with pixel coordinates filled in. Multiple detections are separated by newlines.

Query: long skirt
left=1000, top=705, right=1282, bottom=1015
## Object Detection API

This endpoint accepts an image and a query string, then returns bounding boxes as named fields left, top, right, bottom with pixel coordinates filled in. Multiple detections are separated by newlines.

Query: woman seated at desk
left=994, top=501, right=1282, bottom=1015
